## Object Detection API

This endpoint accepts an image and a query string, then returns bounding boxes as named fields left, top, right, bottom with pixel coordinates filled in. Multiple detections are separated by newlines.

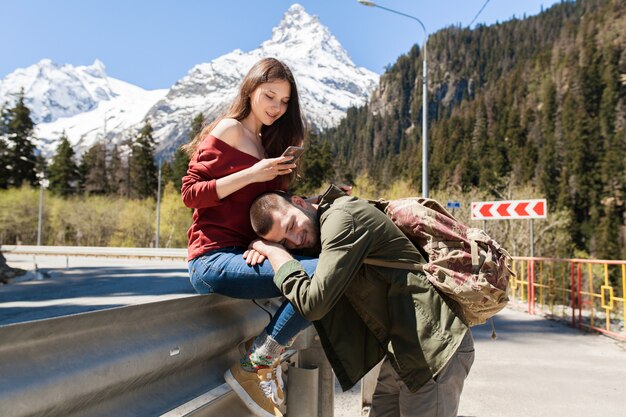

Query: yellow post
left=588, top=263, right=594, bottom=327
left=622, top=265, right=626, bottom=339
left=604, top=264, right=610, bottom=332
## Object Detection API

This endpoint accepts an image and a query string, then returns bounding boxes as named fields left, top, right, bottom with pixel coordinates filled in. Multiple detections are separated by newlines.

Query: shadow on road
left=0, top=261, right=195, bottom=326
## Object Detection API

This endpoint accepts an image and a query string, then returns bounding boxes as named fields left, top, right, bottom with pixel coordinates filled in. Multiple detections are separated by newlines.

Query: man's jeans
left=188, top=247, right=317, bottom=345
left=370, top=330, right=475, bottom=417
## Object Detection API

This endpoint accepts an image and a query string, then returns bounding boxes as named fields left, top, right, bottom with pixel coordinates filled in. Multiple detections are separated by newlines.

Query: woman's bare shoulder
left=210, top=118, right=243, bottom=146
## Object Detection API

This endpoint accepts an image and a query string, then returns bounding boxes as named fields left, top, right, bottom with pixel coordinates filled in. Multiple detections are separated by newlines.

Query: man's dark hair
left=250, top=191, right=293, bottom=236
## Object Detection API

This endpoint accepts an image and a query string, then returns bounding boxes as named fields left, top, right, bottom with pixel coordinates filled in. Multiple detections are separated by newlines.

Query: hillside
left=321, top=0, right=626, bottom=258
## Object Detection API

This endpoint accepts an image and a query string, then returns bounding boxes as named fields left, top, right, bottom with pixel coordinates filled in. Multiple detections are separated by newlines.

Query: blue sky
left=1, top=0, right=562, bottom=90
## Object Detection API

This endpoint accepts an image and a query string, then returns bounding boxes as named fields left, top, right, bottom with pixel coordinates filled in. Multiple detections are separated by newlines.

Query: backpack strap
left=470, top=239, right=480, bottom=273
left=362, top=258, right=424, bottom=272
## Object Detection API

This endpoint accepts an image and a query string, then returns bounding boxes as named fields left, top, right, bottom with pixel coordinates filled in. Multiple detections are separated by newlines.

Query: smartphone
left=280, top=146, right=305, bottom=164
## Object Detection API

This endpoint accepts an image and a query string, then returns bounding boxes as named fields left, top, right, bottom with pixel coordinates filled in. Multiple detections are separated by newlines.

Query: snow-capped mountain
left=148, top=4, right=379, bottom=156
left=0, top=59, right=167, bottom=155
left=0, top=59, right=116, bottom=124
left=35, top=77, right=167, bottom=152
left=0, top=3, right=378, bottom=159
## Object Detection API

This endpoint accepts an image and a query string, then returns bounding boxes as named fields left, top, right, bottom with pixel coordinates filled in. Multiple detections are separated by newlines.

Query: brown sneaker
left=238, top=337, right=254, bottom=358
left=224, top=363, right=285, bottom=417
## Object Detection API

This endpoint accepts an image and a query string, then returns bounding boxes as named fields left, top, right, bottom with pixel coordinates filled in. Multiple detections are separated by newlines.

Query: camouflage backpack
left=365, top=197, right=514, bottom=326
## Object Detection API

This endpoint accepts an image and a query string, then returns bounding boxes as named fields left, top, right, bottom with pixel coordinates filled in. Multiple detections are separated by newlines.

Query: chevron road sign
left=471, top=199, right=547, bottom=220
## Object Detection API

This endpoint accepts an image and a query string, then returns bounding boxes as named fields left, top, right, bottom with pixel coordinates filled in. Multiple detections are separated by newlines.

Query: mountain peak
left=262, top=3, right=354, bottom=68
left=90, top=59, right=106, bottom=72
left=0, top=59, right=116, bottom=124
left=37, top=58, right=56, bottom=68
left=270, top=3, right=321, bottom=44
left=283, top=3, right=316, bottom=25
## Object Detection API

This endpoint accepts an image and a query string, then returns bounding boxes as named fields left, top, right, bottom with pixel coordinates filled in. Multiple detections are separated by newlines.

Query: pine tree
left=189, top=113, right=205, bottom=140
left=292, top=134, right=335, bottom=195
left=5, top=90, right=37, bottom=187
left=0, top=141, right=8, bottom=189
left=48, top=132, right=79, bottom=196
left=162, top=113, right=198, bottom=192
left=537, top=78, right=560, bottom=205
left=108, top=145, right=127, bottom=196
left=596, top=199, right=621, bottom=272
left=167, top=147, right=190, bottom=192
left=80, top=141, right=108, bottom=195
left=129, top=120, right=158, bottom=199
left=0, top=104, right=10, bottom=189
left=160, top=160, right=173, bottom=188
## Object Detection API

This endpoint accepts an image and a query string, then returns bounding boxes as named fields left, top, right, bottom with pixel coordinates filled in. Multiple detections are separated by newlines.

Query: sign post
left=472, top=198, right=547, bottom=315
left=446, top=201, right=461, bottom=217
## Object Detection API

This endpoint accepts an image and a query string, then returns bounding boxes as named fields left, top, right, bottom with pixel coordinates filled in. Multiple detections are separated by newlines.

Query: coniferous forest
left=0, top=0, right=624, bottom=260
left=321, top=0, right=626, bottom=260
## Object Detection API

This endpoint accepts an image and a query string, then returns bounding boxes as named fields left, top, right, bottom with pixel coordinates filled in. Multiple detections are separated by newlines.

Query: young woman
left=181, top=57, right=315, bottom=417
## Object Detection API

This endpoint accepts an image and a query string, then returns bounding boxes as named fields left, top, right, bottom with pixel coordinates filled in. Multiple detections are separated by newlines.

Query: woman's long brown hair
left=183, top=58, right=306, bottom=164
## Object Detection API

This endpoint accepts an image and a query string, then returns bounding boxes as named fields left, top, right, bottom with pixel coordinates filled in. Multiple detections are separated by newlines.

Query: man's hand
left=339, top=184, right=353, bottom=195
left=248, top=239, right=294, bottom=272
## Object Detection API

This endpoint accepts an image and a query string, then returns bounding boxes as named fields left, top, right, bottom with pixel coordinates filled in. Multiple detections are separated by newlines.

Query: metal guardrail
left=0, top=295, right=267, bottom=417
left=0, top=245, right=188, bottom=261
left=1, top=246, right=336, bottom=417
left=510, top=256, right=626, bottom=341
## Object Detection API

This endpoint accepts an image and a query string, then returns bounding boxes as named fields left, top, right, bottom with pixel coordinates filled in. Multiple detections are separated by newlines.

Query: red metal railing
left=510, top=256, right=626, bottom=341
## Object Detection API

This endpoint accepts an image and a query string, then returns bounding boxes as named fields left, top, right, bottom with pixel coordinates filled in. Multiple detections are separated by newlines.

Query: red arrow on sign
left=471, top=199, right=547, bottom=220
left=496, top=203, right=510, bottom=217
left=479, top=203, right=493, bottom=218
left=514, top=202, right=529, bottom=216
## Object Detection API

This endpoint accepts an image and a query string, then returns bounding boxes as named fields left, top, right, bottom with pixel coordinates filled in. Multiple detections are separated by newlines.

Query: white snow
left=0, top=3, right=379, bottom=159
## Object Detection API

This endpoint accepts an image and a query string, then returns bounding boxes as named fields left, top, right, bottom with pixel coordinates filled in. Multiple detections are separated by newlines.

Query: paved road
left=3, top=254, right=625, bottom=416
left=0, top=253, right=193, bottom=326
left=335, top=308, right=626, bottom=417
left=457, top=307, right=626, bottom=417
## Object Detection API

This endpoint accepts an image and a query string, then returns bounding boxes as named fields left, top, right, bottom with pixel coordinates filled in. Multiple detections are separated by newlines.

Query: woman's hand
left=248, top=239, right=294, bottom=272
left=243, top=247, right=266, bottom=266
left=214, top=155, right=296, bottom=200
left=248, top=156, right=297, bottom=182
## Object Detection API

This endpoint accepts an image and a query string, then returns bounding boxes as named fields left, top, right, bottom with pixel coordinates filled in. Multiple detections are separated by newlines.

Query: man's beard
left=304, top=208, right=321, bottom=252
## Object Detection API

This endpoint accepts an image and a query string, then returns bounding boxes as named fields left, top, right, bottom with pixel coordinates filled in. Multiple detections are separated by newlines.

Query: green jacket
left=274, top=185, right=469, bottom=392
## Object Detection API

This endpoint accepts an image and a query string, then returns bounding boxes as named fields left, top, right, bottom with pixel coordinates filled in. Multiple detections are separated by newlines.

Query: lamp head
left=357, top=0, right=377, bottom=6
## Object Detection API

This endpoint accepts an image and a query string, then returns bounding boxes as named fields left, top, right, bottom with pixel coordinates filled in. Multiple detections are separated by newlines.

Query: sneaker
left=224, top=363, right=285, bottom=417
left=238, top=337, right=254, bottom=358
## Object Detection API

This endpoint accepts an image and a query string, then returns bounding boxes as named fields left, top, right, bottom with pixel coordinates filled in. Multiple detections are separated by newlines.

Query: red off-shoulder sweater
left=181, top=135, right=284, bottom=261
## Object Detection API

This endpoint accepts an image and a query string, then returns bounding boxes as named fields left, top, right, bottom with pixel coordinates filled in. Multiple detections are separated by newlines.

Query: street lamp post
left=155, top=159, right=162, bottom=248
left=357, top=0, right=429, bottom=197
left=17, top=154, right=47, bottom=245
left=36, top=176, right=48, bottom=246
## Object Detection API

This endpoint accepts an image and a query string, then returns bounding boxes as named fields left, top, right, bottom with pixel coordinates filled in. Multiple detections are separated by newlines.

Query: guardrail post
left=296, top=327, right=334, bottom=417
left=577, top=263, right=582, bottom=328
left=287, top=364, right=319, bottom=416
left=527, top=260, right=531, bottom=314
left=570, top=261, right=576, bottom=328
left=530, top=258, right=535, bottom=316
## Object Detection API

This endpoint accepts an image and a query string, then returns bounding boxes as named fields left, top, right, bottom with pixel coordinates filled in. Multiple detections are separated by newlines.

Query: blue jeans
left=188, top=247, right=317, bottom=345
